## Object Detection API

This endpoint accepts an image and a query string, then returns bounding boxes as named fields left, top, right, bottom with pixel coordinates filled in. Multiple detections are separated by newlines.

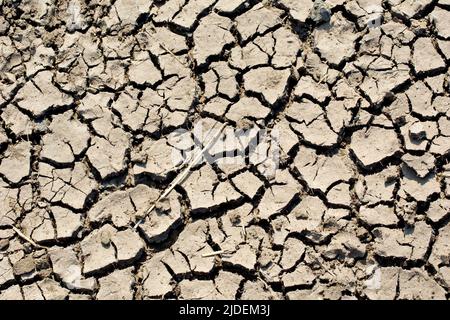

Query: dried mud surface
left=1, top=0, right=450, bottom=300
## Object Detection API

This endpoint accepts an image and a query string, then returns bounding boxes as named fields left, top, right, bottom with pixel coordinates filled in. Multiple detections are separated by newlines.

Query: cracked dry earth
left=1, top=0, right=450, bottom=301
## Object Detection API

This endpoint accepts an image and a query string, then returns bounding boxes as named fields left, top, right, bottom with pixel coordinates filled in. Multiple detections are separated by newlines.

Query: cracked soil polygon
left=0, top=0, right=449, bottom=301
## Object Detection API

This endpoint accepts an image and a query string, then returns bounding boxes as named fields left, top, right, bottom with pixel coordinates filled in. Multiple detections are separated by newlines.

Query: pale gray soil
left=0, top=0, right=450, bottom=300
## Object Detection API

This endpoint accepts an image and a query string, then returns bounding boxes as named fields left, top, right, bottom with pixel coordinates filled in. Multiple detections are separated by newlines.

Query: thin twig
left=11, top=226, right=47, bottom=249
left=318, top=72, right=328, bottom=84
left=320, top=263, right=336, bottom=277
left=148, top=33, right=189, bottom=68
left=201, top=249, right=234, bottom=258
left=201, top=250, right=226, bottom=258
left=257, top=271, right=271, bottom=290
left=133, top=122, right=227, bottom=230
left=241, top=225, right=247, bottom=239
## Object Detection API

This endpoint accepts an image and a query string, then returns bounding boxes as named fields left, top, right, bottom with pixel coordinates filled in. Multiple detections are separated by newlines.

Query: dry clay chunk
left=80, top=225, right=144, bottom=275
left=0, top=141, right=31, bottom=183
left=193, top=13, right=234, bottom=65
left=350, top=127, right=400, bottom=168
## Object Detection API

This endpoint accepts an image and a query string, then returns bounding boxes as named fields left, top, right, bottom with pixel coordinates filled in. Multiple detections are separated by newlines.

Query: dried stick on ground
left=201, top=250, right=225, bottom=258
left=147, top=32, right=190, bottom=69
left=11, top=225, right=47, bottom=249
left=201, top=249, right=234, bottom=258
left=133, top=122, right=227, bottom=230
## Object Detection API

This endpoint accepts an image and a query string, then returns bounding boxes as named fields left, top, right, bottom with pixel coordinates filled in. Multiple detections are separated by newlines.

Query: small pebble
left=100, top=230, right=111, bottom=247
